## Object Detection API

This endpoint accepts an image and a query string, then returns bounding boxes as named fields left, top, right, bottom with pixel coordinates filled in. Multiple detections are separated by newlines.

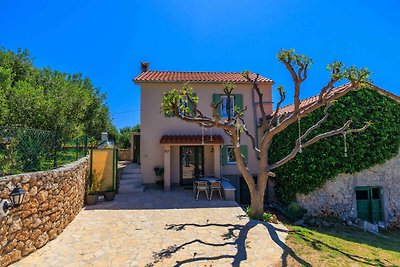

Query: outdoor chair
left=195, top=181, right=209, bottom=200
left=209, top=181, right=222, bottom=200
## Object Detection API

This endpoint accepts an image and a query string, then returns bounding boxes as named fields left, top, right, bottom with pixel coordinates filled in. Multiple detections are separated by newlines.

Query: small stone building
left=277, top=84, right=400, bottom=227
left=296, top=151, right=400, bottom=227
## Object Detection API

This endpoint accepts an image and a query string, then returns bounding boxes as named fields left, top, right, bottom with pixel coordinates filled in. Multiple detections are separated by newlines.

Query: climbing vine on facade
left=269, top=88, right=400, bottom=204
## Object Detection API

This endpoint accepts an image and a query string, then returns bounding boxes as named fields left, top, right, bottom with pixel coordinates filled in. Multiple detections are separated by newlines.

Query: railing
left=0, top=126, right=88, bottom=177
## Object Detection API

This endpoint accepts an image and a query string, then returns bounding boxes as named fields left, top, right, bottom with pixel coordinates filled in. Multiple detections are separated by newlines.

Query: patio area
left=11, top=188, right=288, bottom=267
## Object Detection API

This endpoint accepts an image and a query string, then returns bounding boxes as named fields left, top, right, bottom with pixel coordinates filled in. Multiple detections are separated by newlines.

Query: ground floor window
left=226, top=145, right=236, bottom=164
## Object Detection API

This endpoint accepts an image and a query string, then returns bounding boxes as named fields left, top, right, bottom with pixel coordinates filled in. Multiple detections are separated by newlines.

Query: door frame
left=179, top=146, right=204, bottom=186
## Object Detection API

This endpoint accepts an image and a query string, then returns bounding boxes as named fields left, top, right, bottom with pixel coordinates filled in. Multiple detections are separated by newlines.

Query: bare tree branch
left=281, top=59, right=302, bottom=114
left=238, top=116, right=260, bottom=153
left=270, top=86, right=286, bottom=126
left=270, top=82, right=362, bottom=138
left=270, top=120, right=370, bottom=170
left=300, top=102, right=333, bottom=140
left=243, top=72, right=269, bottom=131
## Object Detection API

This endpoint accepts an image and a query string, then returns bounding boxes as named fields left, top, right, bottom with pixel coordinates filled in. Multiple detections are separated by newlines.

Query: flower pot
left=85, top=194, right=99, bottom=205
left=104, top=191, right=116, bottom=201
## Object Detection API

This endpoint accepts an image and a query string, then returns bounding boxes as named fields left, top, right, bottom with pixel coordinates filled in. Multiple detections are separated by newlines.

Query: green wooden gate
left=355, top=186, right=382, bottom=223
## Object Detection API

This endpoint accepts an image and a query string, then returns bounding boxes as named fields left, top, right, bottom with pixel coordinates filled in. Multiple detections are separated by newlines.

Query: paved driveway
left=12, top=189, right=288, bottom=267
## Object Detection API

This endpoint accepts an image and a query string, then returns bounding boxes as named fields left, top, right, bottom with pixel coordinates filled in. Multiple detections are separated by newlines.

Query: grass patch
left=283, top=223, right=400, bottom=266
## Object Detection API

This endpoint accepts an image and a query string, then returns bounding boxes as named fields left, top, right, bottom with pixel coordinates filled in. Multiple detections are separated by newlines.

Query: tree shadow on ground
left=146, top=218, right=310, bottom=267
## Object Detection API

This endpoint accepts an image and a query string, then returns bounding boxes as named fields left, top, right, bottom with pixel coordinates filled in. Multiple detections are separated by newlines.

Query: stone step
left=117, top=163, right=144, bottom=194
left=121, top=174, right=142, bottom=180
left=118, top=185, right=145, bottom=194
left=120, top=179, right=143, bottom=188
left=124, top=168, right=141, bottom=174
left=123, top=165, right=141, bottom=174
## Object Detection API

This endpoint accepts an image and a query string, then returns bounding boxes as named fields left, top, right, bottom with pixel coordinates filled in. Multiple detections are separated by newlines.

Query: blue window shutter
left=240, top=145, right=248, bottom=164
left=221, top=145, right=227, bottom=165
left=213, top=94, right=222, bottom=116
left=234, top=94, right=243, bottom=116
left=188, top=95, right=196, bottom=116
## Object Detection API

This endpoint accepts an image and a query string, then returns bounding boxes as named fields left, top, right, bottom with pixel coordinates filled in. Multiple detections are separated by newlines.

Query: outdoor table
left=196, top=177, right=220, bottom=183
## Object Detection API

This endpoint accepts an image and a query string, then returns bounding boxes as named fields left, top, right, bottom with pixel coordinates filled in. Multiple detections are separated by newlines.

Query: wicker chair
left=209, top=181, right=222, bottom=200
left=195, top=181, right=209, bottom=200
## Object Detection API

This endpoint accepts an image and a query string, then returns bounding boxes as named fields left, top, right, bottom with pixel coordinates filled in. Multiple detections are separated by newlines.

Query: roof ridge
left=134, top=70, right=274, bottom=84
left=278, top=82, right=351, bottom=110
left=140, top=70, right=250, bottom=74
left=276, top=82, right=399, bottom=115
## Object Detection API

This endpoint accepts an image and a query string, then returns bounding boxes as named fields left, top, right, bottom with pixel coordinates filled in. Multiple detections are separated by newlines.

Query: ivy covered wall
left=269, top=87, right=400, bottom=204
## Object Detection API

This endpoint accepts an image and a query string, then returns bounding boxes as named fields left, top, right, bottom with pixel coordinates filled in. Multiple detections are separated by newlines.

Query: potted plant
left=85, top=170, right=102, bottom=205
left=154, top=166, right=164, bottom=187
left=104, top=185, right=116, bottom=201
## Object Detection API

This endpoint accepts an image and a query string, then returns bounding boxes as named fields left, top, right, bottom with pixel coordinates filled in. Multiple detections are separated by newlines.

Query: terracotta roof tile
left=276, top=83, right=399, bottom=115
left=160, top=135, right=224, bottom=145
left=134, top=71, right=273, bottom=84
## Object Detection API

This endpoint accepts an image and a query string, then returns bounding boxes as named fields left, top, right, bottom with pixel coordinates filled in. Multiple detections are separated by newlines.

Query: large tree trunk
left=248, top=141, right=270, bottom=219
left=250, top=189, right=265, bottom=218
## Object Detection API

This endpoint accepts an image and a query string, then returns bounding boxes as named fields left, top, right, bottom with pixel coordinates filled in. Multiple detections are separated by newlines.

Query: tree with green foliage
left=117, top=124, right=140, bottom=148
left=0, top=48, right=117, bottom=140
left=162, top=49, right=371, bottom=218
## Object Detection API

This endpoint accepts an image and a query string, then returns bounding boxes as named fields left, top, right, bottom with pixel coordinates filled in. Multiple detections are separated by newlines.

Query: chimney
left=101, top=132, right=108, bottom=143
left=140, top=62, right=150, bottom=73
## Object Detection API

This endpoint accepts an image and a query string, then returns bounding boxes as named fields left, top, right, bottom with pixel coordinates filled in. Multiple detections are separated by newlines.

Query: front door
left=180, top=146, right=204, bottom=187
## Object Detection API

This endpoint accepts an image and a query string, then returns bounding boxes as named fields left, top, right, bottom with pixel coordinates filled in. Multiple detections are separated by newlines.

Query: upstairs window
left=213, top=94, right=243, bottom=118
left=220, top=96, right=235, bottom=118
left=165, top=95, right=196, bottom=117
left=178, top=96, right=189, bottom=116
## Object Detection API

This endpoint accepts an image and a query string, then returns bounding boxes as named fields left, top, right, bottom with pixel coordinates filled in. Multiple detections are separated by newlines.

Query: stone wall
left=0, top=157, right=88, bottom=266
left=296, top=152, right=400, bottom=228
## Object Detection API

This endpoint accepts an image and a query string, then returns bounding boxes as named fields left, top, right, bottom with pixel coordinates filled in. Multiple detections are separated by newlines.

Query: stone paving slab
left=11, top=189, right=288, bottom=267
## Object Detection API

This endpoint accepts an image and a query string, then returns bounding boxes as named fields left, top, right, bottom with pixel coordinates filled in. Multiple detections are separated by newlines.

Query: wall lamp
left=0, top=186, right=26, bottom=218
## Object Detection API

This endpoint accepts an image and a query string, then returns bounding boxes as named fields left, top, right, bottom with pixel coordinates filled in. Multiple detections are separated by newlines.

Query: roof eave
left=133, top=79, right=274, bottom=85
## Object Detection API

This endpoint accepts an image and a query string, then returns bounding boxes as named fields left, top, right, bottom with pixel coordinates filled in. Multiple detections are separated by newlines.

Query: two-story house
left=134, top=63, right=274, bottom=192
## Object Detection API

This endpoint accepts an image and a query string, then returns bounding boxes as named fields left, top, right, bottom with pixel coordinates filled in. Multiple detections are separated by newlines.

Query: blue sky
left=1, top=0, right=399, bottom=130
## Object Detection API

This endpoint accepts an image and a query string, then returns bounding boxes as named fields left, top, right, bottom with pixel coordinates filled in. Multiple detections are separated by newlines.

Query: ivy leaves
left=270, top=88, right=400, bottom=204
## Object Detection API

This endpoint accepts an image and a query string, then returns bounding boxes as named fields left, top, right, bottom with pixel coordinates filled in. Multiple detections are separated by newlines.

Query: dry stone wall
left=296, top=152, right=400, bottom=228
left=0, top=157, right=88, bottom=266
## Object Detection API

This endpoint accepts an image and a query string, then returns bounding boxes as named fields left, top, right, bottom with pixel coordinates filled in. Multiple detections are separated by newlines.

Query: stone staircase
left=118, top=163, right=145, bottom=193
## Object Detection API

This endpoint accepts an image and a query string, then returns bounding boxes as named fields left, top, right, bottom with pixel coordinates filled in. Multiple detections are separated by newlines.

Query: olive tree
left=161, top=49, right=371, bottom=218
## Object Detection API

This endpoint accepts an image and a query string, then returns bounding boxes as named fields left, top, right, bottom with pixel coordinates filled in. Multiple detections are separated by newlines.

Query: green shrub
left=287, top=202, right=306, bottom=220
left=246, top=206, right=274, bottom=222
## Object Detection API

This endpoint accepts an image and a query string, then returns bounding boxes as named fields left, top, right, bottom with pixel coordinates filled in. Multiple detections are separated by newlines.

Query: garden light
left=0, top=186, right=26, bottom=217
